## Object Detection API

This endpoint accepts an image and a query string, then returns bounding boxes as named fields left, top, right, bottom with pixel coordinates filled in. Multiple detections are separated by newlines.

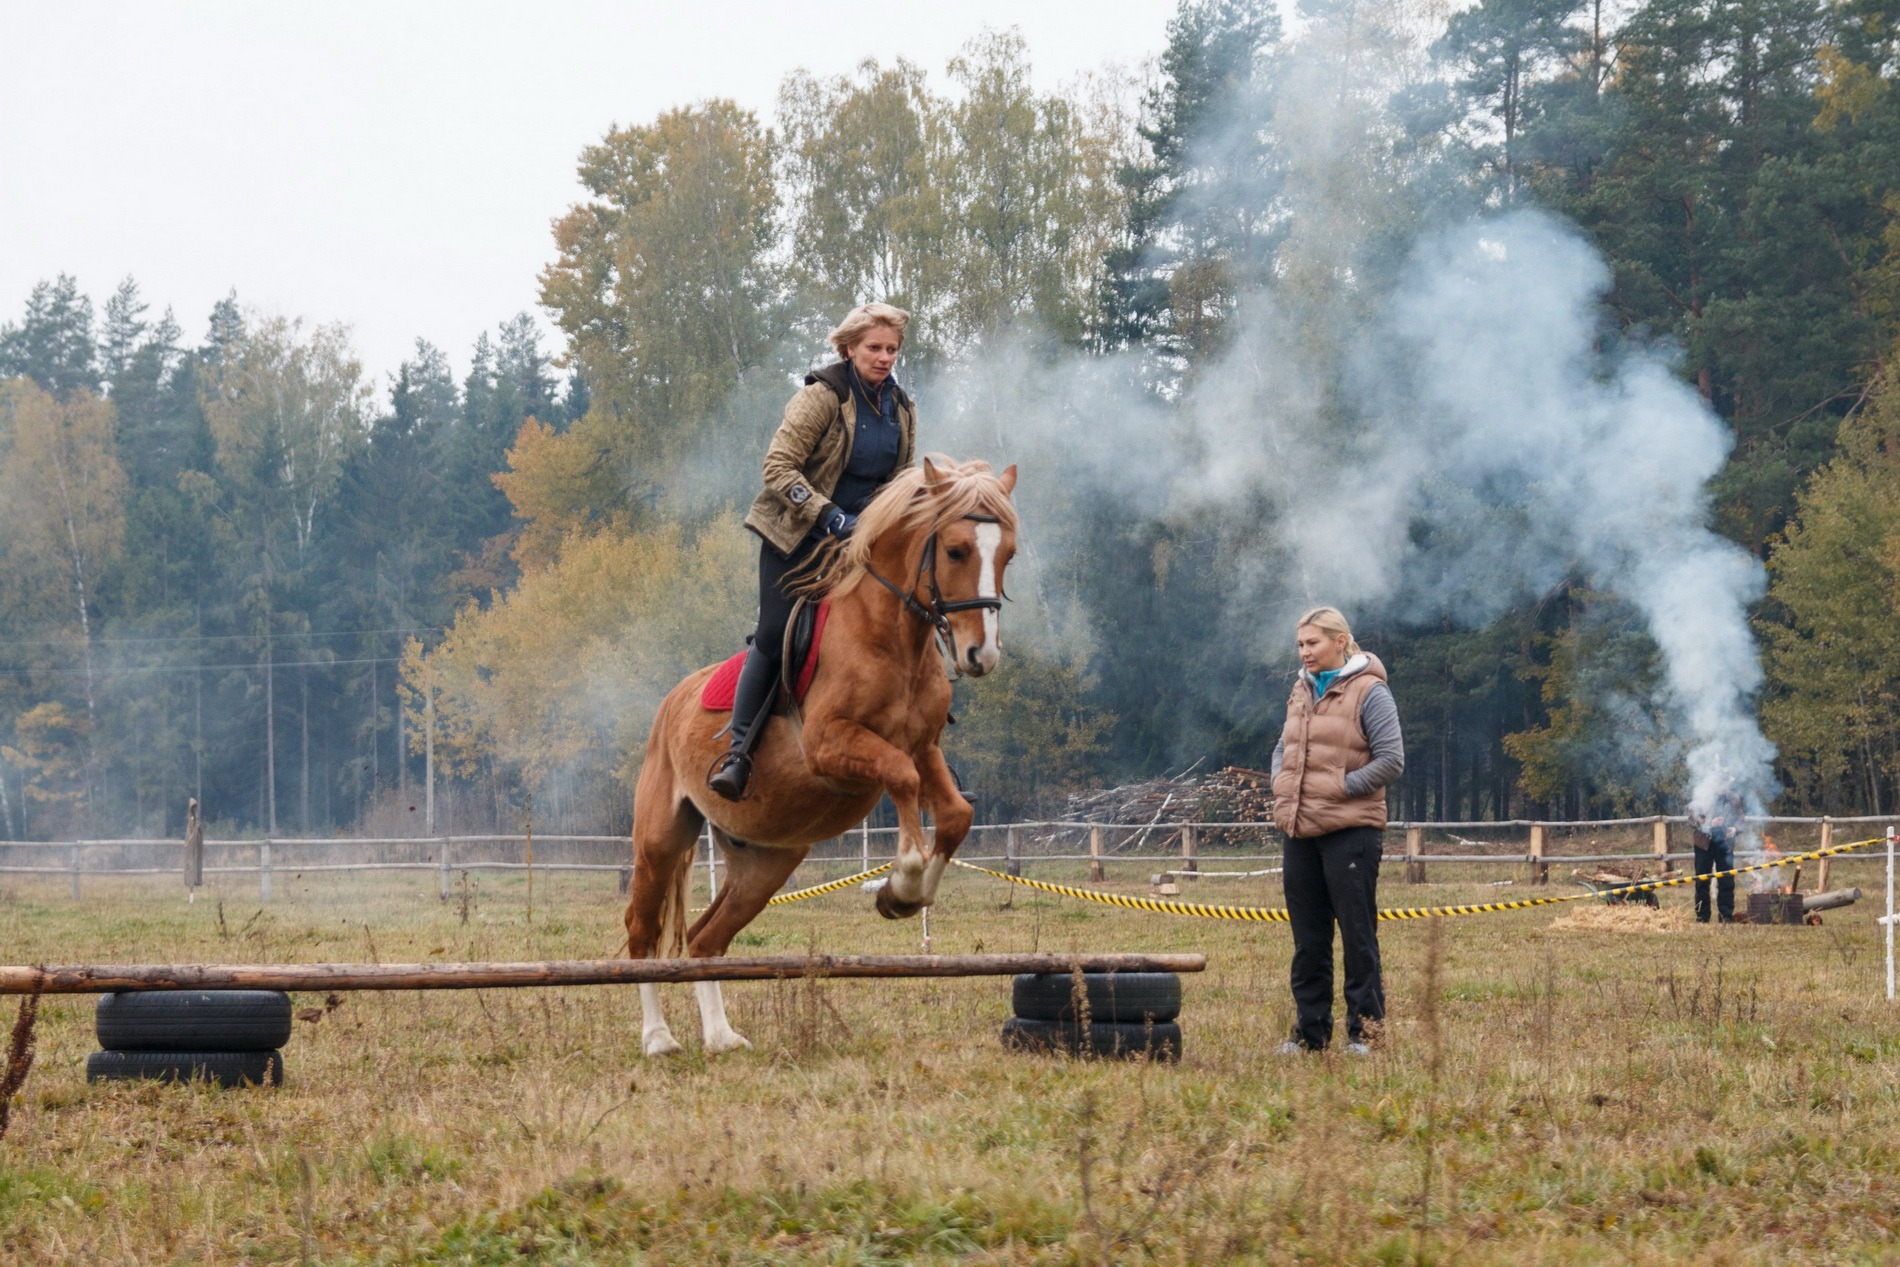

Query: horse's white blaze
left=975, top=522, right=1002, bottom=665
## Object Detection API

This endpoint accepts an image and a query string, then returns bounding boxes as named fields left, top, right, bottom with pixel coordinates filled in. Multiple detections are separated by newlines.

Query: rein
left=863, top=513, right=1005, bottom=678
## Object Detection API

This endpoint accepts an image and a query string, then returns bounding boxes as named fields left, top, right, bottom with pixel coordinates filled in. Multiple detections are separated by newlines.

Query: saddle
left=700, top=597, right=830, bottom=713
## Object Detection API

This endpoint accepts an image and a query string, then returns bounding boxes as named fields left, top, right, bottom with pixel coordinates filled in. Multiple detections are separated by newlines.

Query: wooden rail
left=0, top=952, right=1207, bottom=995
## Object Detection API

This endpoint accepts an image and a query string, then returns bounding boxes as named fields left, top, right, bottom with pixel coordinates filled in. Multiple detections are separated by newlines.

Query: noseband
left=864, top=514, right=1006, bottom=663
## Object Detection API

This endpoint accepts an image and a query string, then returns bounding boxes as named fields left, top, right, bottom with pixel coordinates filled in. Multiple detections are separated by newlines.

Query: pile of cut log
left=1063, top=765, right=1276, bottom=825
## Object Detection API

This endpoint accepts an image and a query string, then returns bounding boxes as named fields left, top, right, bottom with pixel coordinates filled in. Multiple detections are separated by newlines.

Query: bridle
left=864, top=513, right=1007, bottom=676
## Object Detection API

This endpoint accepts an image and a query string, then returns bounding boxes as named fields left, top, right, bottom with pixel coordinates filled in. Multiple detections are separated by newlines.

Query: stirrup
left=706, top=752, right=753, bottom=802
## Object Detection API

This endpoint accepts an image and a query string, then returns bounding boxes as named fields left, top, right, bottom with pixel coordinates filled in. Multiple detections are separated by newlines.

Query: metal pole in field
left=260, top=838, right=272, bottom=902
left=70, top=843, right=80, bottom=900
left=704, top=824, right=718, bottom=901
left=439, top=839, right=451, bottom=902
left=860, top=817, right=870, bottom=873
left=1886, top=826, right=1894, bottom=1003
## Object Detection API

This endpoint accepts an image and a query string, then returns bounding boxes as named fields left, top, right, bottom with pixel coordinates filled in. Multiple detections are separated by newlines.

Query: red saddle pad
left=700, top=601, right=830, bottom=711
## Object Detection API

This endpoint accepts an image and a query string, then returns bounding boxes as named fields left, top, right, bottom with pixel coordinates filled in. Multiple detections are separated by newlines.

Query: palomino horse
left=624, top=456, right=1019, bottom=1055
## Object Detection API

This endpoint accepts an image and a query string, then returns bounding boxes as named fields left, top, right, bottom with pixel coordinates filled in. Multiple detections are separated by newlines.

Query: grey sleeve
left=1271, top=734, right=1285, bottom=778
left=1344, top=683, right=1404, bottom=799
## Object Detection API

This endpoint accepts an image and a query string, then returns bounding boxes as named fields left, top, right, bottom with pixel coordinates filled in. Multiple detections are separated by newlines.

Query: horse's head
left=804, top=455, right=1022, bottom=677
left=919, top=456, right=1018, bottom=677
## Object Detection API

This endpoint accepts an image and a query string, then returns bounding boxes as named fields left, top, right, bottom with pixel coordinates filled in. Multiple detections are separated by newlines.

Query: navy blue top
left=829, top=366, right=903, bottom=515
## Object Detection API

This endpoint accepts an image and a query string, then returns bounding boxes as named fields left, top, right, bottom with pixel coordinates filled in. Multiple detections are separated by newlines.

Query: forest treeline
left=3, top=0, right=1898, bottom=838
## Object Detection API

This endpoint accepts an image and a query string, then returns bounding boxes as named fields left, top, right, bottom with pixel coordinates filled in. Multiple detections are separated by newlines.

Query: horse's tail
left=655, top=841, right=693, bottom=959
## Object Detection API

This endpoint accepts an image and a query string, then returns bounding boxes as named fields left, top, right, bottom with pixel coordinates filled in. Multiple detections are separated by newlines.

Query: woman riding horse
left=708, top=302, right=916, bottom=801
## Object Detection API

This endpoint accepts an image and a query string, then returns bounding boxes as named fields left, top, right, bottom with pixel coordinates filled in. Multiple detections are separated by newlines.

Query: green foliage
left=947, top=650, right=1114, bottom=817
left=1763, top=354, right=1900, bottom=810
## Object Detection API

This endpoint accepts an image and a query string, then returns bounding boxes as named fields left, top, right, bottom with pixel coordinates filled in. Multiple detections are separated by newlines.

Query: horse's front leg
left=913, top=744, right=974, bottom=907
left=804, top=718, right=930, bottom=918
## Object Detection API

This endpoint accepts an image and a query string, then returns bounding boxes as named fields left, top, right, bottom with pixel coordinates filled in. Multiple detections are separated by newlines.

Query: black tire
left=96, top=991, right=292, bottom=1052
left=1001, top=1017, right=1182, bottom=1062
left=86, top=1049, right=284, bottom=1088
left=1011, top=972, right=1181, bottom=1024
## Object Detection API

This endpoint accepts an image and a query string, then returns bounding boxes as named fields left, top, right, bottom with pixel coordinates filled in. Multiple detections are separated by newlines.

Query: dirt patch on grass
left=1550, top=902, right=1693, bottom=933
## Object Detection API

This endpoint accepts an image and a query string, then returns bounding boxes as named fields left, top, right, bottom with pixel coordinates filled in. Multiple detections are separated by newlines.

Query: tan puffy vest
left=1271, top=653, right=1391, bottom=839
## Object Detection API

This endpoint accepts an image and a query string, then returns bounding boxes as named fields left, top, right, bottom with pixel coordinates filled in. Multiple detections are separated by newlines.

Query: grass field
left=0, top=852, right=1896, bottom=1264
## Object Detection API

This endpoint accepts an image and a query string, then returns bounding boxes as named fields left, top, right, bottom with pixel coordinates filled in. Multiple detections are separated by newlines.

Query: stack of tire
left=1001, top=972, right=1182, bottom=1061
left=86, top=991, right=290, bottom=1087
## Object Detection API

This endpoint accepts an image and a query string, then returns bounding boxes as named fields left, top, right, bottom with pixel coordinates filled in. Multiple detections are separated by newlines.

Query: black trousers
left=1283, top=825, right=1385, bottom=1049
left=730, top=537, right=817, bottom=744
left=1693, top=838, right=1736, bottom=923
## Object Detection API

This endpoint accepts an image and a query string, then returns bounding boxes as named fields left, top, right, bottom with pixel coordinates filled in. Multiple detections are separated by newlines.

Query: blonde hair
left=827, top=302, right=911, bottom=356
left=1296, top=606, right=1362, bottom=656
left=792, top=456, right=1018, bottom=599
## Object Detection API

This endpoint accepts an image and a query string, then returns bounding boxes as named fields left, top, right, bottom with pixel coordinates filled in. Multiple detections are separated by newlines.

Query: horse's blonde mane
left=792, top=455, right=1018, bottom=599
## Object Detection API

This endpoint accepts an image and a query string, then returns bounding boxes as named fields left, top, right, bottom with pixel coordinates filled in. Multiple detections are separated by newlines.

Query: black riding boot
left=707, top=646, right=778, bottom=801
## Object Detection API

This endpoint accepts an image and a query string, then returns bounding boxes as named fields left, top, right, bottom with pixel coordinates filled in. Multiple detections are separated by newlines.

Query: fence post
left=184, top=797, right=204, bottom=899
left=1006, top=826, right=1021, bottom=877
left=70, top=843, right=81, bottom=900
left=1817, top=816, right=1833, bottom=892
left=861, top=817, right=870, bottom=874
left=1652, top=815, right=1669, bottom=874
left=439, top=839, right=451, bottom=901
left=260, top=838, right=272, bottom=902
left=1405, top=826, right=1424, bottom=884
left=1181, top=824, right=1198, bottom=880
left=1089, top=825, right=1105, bottom=883
left=1529, top=823, right=1547, bottom=885
left=704, top=824, right=718, bottom=900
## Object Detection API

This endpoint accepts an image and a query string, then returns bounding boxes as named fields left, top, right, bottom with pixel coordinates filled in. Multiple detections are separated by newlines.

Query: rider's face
left=848, top=327, right=902, bottom=385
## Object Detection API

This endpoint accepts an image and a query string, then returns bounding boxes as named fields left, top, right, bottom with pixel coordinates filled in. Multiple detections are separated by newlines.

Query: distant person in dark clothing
left=1693, top=806, right=1740, bottom=923
left=1271, top=607, right=1405, bottom=1055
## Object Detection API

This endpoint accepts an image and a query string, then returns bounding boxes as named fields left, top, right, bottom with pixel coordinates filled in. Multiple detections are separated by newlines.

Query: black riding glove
left=822, top=507, right=858, bottom=539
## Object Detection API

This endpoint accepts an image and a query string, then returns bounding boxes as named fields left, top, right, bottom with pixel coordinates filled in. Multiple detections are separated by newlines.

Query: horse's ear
left=922, top=457, right=947, bottom=490
left=998, top=464, right=1017, bottom=495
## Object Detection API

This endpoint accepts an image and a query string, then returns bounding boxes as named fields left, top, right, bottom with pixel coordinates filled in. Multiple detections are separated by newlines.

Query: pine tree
left=0, top=275, right=100, bottom=398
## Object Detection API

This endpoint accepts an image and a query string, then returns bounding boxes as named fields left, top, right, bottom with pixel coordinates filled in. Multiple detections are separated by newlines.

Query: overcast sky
left=0, top=1, right=1179, bottom=391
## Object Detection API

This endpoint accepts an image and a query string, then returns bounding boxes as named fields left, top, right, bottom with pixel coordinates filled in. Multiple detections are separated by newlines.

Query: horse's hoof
left=704, top=1030, right=752, bottom=1054
left=875, top=887, right=924, bottom=920
left=643, top=1032, right=684, bottom=1057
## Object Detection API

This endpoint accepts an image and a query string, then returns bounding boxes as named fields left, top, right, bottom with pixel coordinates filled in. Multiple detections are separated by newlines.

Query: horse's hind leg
left=688, top=832, right=808, bottom=1054
left=626, top=775, right=703, bottom=1057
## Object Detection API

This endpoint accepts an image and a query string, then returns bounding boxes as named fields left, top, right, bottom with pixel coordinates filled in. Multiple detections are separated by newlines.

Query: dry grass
left=0, top=858, right=1896, bottom=1264
left=1548, top=903, right=1695, bottom=934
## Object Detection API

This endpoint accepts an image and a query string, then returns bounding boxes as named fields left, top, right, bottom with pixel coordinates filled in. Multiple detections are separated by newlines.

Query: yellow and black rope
left=949, top=836, right=1879, bottom=922
left=766, top=862, right=892, bottom=905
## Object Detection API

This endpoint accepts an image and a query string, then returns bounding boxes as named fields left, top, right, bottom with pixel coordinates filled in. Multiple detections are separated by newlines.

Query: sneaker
left=1345, top=1041, right=1371, bottom=1057
left=1277, top=1040, right=1309, bottom=1056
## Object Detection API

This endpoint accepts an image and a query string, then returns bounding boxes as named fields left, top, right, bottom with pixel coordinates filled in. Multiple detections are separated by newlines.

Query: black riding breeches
left=728, top=537, right=817, bottom=746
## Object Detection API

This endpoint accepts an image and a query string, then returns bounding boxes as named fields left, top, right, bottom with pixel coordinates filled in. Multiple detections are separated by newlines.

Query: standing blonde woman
left=1271, top=607, right=1405, bottom=1054
left=707, top=302, right=916, bottom=801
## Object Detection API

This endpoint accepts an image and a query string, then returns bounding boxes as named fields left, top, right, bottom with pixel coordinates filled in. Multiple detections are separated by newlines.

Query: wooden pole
left=1089, top=825, right=1105, bottom=883
left=1405, top=826, right=1424, bottom=884
left=438, top=839, right=451, bottom=902
left=1006, top=825, right=1021, bottom=877
left=524, top=793, right=534, bottom=923
left=424, top=683, right=436, bottom=834
left=1181, top=823, right=1198, bottom=879
left=260, top=838, right=272, bottom=901
left=1817, top=817, right=1833, bottom=892
left=183, top=798, right=203, bottom=898
left=0, top=952, right=1210, bottom=995
left=1529, top=822, right=1547, bottom=885
left=1652, top=815, right=1669, bottom=874
left=70, top=843, right=81, bottom=901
